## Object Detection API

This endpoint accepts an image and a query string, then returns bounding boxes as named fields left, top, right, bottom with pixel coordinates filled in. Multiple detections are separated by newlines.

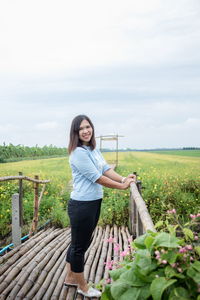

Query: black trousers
left=66, top=198, right=102, bottom=273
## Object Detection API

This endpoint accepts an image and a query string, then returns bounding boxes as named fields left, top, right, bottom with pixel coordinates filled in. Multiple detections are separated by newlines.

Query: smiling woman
left=64, top=114, right=136, bottom=298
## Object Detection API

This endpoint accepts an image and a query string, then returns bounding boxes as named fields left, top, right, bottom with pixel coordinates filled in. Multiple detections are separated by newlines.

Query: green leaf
left=116, top=287, right=141, bottom=300
left=192, top=261, right=200, bottom=272
left=162, top=250, right=178, bottom=264
left=165, top=266, right=185, bottom=279
left=111, top=285, right=151, bottom=300
left=110, top=267, right=127, bottom=281
left=153, top=232, right=180, bottom=248
left=120, top=268, right=146, bottom=287
left=134, top=234, right=148, bottom=249
left=134, top=249, right=156, bottom=275
left=110, top=281, right=130, bottom=299
left=150, top=277, right=177, bottom=300
left=101, top=284, right=115, bottom=300
left=135, top=262, right=158, bottom=279
left=138, top=284, right=151, bottom=300
left=187, top=264, right=200, bottom=284
left=195, top=246, right=200, bottom=256
left=145, top=235, right=155, bottom=250
left=183, top=228, right=194, bottom=240
left=155, top=220, right=163, bottom=229
left=166, top=224, right=178, bottom=236
left=197, top=296, right=200, bottom=300
left=169, top=287, right=190, bottom=300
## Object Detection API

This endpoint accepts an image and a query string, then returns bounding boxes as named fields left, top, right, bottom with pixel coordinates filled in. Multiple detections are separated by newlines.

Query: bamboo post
left=116, top=134, right=118, bottom=167
left=18, top=171, right=23, bottom=227
left=38, top=183, right=46, bottom=206
left=12, top=193, right=22, bottom=247
left=135, top=177, right=144, bottom=236
left=30, top=175, right=39, bottom=234
left=100, top=135, right=102, bottom=152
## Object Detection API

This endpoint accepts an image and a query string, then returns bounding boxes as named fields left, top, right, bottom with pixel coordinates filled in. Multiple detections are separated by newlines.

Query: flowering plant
left=102, top=211, right=200, bottom=300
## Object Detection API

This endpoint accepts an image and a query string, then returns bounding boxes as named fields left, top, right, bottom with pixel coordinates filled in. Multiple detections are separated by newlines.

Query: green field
left=148, top=149, right=200, bottom=157
left=0, top=151, right=200, bottom=242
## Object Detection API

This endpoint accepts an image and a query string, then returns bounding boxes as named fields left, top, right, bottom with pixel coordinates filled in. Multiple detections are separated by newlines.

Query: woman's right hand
left=121, top=178, right=135, bottom=189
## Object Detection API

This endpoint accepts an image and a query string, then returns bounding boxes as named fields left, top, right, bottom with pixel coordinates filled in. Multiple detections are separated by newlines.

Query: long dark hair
left=68, top=115, right=96, bottom=154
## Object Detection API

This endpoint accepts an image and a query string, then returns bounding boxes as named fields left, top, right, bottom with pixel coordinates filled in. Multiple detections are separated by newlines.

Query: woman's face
left=79, top=119, right=93, bottom=145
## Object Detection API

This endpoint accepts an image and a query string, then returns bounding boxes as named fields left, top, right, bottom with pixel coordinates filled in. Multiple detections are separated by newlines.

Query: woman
left=64, top=115, right=136, bottom=298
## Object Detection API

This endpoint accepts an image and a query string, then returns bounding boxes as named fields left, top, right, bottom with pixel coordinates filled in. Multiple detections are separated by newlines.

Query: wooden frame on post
left=96, top=134, right=124, bottom=167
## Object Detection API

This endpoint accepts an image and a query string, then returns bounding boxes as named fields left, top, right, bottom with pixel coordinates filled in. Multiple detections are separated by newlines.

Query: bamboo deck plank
left=84, top=227, right=103, bottom=281
left=94, top=225, right=110, bottom=284
left=103, top=227, right=113, bottom=282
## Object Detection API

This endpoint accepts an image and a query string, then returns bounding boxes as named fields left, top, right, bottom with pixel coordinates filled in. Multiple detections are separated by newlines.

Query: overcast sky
left=0, top=0, right=200, bottom=149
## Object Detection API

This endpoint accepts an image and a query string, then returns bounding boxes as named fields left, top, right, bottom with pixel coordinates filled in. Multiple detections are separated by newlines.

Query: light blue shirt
left=69, top=146, right=111, bottom=201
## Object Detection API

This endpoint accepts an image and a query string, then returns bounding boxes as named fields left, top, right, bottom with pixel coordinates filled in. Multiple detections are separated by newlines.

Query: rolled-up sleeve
left=103, top=164, right=111, bottom=174
left=71, top=148, right=101, bottom=183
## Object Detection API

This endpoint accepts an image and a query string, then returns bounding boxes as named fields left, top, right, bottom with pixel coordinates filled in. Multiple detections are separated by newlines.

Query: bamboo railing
left=129, top=180, right=156, bottom=237
left=0, top=174, right=50, bottom=248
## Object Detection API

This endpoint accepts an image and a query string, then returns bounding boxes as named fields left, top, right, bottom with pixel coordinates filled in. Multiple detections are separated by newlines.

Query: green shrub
left=102, top=212, right=200, bottom=300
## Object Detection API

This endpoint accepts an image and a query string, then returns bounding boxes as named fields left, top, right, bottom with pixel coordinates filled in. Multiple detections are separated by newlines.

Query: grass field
left=0, top=151, right=200, bottom=242
left=148, top=149, right=200, bottom=157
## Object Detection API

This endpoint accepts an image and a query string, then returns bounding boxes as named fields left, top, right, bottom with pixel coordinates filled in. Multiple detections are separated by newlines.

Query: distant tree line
left=0, top=143, right=67, bottom=163
left=182, top=147, right=200, bottom=150
left=101, top=147, right=200, bottom=152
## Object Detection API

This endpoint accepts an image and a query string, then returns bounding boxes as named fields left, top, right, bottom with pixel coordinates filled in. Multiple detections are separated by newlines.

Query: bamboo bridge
left=0, top=170, right=155, bottom=299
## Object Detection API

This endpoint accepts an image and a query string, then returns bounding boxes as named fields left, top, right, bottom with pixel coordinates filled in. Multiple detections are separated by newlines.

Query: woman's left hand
left=125, top=174, right=137, bottom=182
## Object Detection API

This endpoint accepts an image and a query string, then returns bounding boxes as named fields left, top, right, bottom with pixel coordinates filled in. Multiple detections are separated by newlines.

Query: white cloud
left=0, top=124, right=18, bottom=133
left=0, top=0, right=200, bottom=148
left=1, top=0, right=200, bottom=77
left=35, top=122, right=59, bottom=130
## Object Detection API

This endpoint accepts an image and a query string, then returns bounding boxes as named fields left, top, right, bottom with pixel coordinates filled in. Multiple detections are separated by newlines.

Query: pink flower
left=167, top=209, right=176, bottom=214
left=162, top=260, right=167, bottom=264
left=120, top=250, right=129, bottom=257
left=179, top=247, right=187, bottom=253
left=114, top=243, right=120, bottom=252
left=106, top=278, right=111, bottom=284
left=190, top=214, right=196, bottom=219
left=194, top=236, right=198, bottom=240
left=156, top=255, right=161, bottom=260
left=171, top=263, right=177, bottom=268
left=161, top=249, right=166, bottom=254
left=190, top=256, right=194, bottom=261
left=185, top=245, right=193, bottom=251
left=104, top=260, right=114, bottom=270
left=155, top=250, right=160, bottom=255
left=177, top=268, right=183, bottom=273
left=197, top=213, right=200, bottom=217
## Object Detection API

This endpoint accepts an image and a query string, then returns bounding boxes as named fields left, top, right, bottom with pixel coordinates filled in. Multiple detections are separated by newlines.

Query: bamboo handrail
left=0, top=175, right=50, bottom=183
left=130, top=182, right=156, bottom=234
